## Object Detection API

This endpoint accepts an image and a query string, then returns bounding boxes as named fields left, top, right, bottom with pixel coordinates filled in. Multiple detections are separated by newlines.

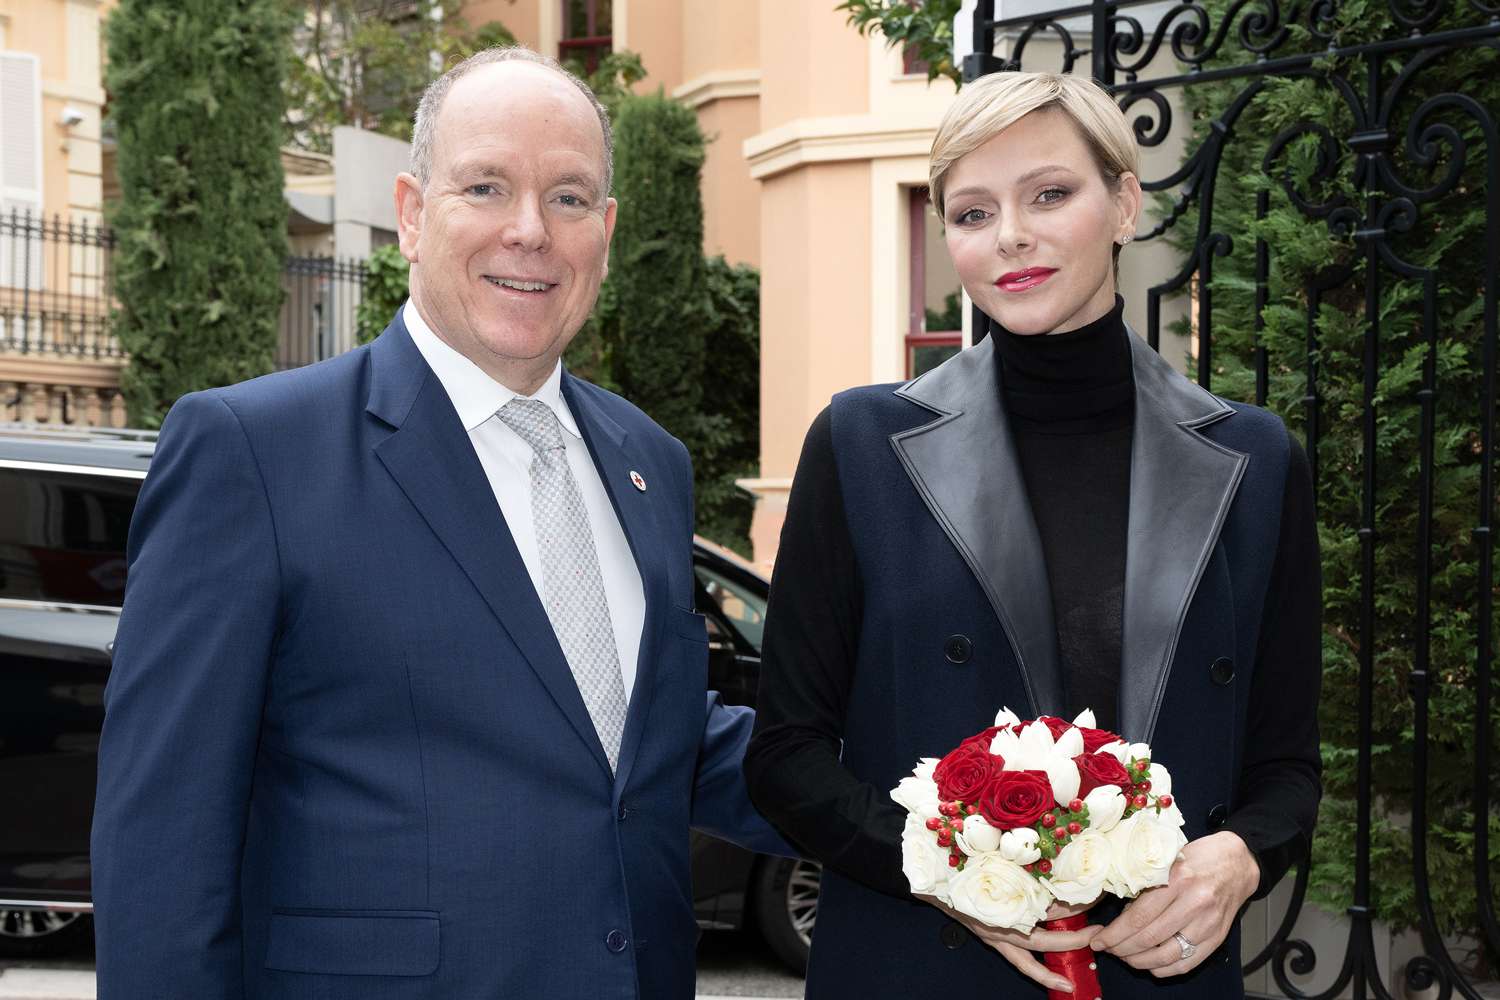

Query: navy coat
left=801, top=332, right=1292, bottom=999
left=91, top=313, right=788, bottom=999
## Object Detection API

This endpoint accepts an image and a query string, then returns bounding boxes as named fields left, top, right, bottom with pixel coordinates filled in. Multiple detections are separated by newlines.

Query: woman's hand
left=1091, top=831, right=1260, bottom=977
left=915, top=894, right=1099, bottom=993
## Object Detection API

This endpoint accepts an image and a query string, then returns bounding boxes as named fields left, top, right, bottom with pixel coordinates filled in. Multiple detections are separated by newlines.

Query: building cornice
left=743, top=112, right=943, bottom=181
left=0, top=354, right=126, bottom=389
left=671, top=70, right=761, bottom=109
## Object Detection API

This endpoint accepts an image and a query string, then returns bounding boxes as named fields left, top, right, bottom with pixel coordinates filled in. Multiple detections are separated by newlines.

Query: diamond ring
left=1173, top=931, right=1198, bottom=961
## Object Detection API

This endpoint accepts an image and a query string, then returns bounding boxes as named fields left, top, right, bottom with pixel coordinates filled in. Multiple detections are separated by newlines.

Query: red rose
left=958, top=725, right=1005, bottom=753
left=933, top=741, right=1000, bottom=803
left=1078, top=726, right=1123, bottom=754
left=976, top=769, right=1055, bottom=829
left=1073, top=752, right=1133, bottom=797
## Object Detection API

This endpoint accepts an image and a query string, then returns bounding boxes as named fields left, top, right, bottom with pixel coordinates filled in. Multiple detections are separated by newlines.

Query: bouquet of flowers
left=890, top=708, right=1186, bottom=999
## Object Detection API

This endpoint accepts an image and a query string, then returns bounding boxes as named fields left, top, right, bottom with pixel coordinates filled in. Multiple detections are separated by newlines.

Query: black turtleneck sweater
left=995, top=298, right=1134, bottom=732
left=745, top=306, right=1321, bottom=903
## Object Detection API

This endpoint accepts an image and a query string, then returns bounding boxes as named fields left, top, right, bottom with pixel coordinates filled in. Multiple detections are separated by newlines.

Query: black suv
left=0, top=423, right=819, bottom=972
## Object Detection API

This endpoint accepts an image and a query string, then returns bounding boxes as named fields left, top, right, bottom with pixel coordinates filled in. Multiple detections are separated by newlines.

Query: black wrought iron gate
left=961, top=1, right=1498, bottom=996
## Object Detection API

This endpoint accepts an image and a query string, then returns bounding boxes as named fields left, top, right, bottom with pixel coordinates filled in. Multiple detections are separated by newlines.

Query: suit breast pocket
left=264, top=909, right=440, bottom=977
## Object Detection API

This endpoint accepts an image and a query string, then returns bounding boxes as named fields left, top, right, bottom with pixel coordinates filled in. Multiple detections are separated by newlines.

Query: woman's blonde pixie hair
left=929, top=72, right=1140, bottom=217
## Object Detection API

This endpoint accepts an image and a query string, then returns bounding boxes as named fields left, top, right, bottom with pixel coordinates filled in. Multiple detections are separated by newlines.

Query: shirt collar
left=402, top=299, right=580, bottom=437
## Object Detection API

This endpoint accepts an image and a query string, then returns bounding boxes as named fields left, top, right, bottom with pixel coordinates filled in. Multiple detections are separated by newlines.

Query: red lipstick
left=995, top=268, right=1057, bottom=293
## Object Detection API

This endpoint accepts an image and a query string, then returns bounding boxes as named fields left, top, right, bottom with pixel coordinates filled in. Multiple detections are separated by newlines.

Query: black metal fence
left=0, top=210, right=369, bottom=370
left=964, top=1, right=1497, bottom=996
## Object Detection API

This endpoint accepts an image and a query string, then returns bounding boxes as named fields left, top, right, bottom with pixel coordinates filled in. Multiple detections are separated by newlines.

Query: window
left=0, top=468, right=139, bottom=606
left=906, top=188, right=963, bottom=378
left=559, top=0, right=612, bottom=75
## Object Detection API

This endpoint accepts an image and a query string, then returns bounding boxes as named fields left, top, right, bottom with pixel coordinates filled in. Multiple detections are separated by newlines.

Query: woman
left=743, top=72, right=1321, bottom=998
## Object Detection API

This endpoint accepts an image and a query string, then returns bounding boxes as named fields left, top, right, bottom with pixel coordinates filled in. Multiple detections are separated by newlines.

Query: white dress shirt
left=402, top=300, right=645, bottom=703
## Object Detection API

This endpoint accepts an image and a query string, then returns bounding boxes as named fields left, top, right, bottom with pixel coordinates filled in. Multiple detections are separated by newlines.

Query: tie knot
left=498, top=397, right=565, bottom=454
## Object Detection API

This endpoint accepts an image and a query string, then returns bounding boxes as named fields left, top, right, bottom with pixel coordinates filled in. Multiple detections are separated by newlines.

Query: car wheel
left=753, top=856, right=820, bottom=975
left=0, top=909, right=93, bottom=958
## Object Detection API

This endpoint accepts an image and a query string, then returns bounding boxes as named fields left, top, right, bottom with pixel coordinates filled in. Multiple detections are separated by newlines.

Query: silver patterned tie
left=498, top=397, right=629, bottom=772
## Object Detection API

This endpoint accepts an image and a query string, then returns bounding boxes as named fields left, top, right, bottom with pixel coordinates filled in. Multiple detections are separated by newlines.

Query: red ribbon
left=1042, top=913, right=1103, bottom=1000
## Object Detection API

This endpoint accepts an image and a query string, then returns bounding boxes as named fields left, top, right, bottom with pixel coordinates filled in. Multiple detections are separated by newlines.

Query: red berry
left=951, top=817, right=965, bottom=832
left=965, top=804, right=978, bottom=815
left=942, top=801, right=960, bottom=817
left=1041, top=813, right=1057, bottom=829
left=1133, top=794, right=1149, bottom=809
left=1139, top=779, right=1152, bottom=792
left=1069, top=799, right=1084, bottom=813
left=937, top=831, right=952, bottom=847
left=1134, top=759, right=1149, bottom=772
left=1158, top=795, right=1173, bottom=808
left=925, top=817, right=942, bottom=831
left=949, top=854, right=960, bottom=867
left=1038, top=859, right=1053, bottom=874
left=1067, top=821, right=1082, bottom=835
left=1054, top=830, right=1067, bottom=843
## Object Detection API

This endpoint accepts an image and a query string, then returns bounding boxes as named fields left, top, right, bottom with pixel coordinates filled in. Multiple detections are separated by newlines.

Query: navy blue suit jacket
left=91, top=312, right=788, bottom=999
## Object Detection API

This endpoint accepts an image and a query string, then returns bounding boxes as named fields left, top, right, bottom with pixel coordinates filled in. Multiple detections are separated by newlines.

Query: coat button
left=1209, top=657, right=1235, bottom=686
left=940, top=921, right=968, bottom=949
left=605, top=929, right=628, bottom=953
left=617, top=803, right=629, bottom=821
left=1207, top=803, right=1228, bottom=829
left=944, top=634, right=973, bottom=664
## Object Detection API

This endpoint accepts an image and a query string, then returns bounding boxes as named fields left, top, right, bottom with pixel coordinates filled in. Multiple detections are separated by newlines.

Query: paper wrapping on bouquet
left=1042, top=912, right=1103, bottom=1000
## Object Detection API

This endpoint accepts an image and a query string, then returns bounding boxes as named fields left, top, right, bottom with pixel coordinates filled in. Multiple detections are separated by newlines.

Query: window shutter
left=0, top=51, right=44, bottom=290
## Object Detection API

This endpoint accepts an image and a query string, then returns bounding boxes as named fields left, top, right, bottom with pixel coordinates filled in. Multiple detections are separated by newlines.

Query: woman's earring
left=1120, top=234, right=1134, bottom=245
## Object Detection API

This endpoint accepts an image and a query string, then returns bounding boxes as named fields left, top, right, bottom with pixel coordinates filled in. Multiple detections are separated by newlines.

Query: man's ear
left=600, top=196, right=618, bottom=279
left=395, top=172, right=424, bottom=264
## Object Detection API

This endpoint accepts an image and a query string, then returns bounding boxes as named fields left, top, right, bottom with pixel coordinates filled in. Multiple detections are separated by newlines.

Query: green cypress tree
left=575, top=91, right=759, bottom=552
left=107, top=0, right=292, bottom=427
left=1166, top=6, right=1499, bottom=965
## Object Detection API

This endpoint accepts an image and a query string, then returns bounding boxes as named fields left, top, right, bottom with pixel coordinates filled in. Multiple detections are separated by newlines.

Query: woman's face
left=942, top=108, right=1141, bottom=336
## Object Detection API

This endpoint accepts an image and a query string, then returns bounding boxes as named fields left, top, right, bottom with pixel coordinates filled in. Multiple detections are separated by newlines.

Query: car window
left=692, top=563, right=767, bottom=652
left=0, top=468, right=139, bottom=606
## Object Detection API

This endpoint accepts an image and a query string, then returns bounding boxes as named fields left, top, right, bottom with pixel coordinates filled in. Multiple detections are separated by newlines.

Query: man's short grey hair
left=410, top=45, right=614, bottom=196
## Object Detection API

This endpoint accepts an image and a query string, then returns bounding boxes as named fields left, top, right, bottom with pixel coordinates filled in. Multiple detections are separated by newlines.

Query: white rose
left=1147, top=762, right=1172, bottom=797
left=890, top=773, right=941, bottom=819
left=946, top=852, right=1052, bottom=934
left=1157, top=800, right=1186, bottom=828
left=900, top=814, right=951, bottom=900
left=1104, top=810, right=1188, bottom=898
left=998, top=827, right=1042, bottom=865
left=1082, top=785, right=1127, bottom=833
left=913, top=757, right=939, bottom=783
left=1048, top=828, right=1112, bottom=905
left=993, top=706, right=1022, bottom=728
left=1071, top=708, right=1098, bottom=729
left=1127, top=742, right=1153, bottom=764
left=956, top=814, right=1002, bottom=856
left=1098, top=740, right=1129, bottom=763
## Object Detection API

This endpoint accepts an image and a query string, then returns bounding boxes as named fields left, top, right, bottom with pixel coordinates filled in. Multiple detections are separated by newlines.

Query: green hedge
left=106, top=0, right=291, bottom=427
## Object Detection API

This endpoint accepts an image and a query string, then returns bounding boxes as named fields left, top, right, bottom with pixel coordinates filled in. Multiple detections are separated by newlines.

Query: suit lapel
left=560, top=374, right=668, bottom=795
left=366, top=320, right=612, bottom=777
left=1118, top=330, right=1248, bottom=742
left=890, top=337, right=1063, bottom=717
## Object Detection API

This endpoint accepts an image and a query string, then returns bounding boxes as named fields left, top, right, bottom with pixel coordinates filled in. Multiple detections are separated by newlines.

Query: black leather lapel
left=1119, top=330, right=1248, bottom=742
left=890, top=337, right=1063, bottom=717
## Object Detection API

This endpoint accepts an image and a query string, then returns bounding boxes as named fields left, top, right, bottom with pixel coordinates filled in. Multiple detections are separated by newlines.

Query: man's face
left=395, top=62, right=615, bottom=393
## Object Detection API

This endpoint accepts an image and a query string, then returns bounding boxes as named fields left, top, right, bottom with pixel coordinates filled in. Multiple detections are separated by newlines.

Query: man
left=92, top=47, right=788, bottom=999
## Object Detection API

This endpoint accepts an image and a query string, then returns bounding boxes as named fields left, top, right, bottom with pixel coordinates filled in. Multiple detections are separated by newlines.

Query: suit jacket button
left=1207, top=803, right=1228, bottom=829
left=940, top=922, right=968, bottom=949
left=617, top=803, right=629, bottom=821
left=1209, top=657, right=1235, bottom=686
left=606, top=929, right=628, bottom=953
left=945, top=635, right=973, bottom=664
